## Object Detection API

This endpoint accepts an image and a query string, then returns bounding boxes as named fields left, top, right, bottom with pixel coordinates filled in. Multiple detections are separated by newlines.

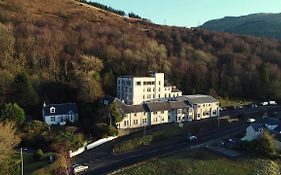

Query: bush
left=8, top=159, right=21, bottom=175
left=34, top=149, right=44, bottom=160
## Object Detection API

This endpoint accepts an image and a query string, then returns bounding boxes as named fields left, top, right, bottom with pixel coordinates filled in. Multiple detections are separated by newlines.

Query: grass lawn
left=113, top=125, right=183, bottom=153
left=114, top=149, right=280, bottom=175
left=12, top=152, right=50, bottom=175
left=12, top=151, right=67, bottom=175
left=219, top=99, right=252, bottom=107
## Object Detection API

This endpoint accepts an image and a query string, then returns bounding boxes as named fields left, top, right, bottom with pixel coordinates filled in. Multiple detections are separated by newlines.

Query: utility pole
left=217, top=115, right=220, bottom=128
left=21, top=148, right=24, bottom=175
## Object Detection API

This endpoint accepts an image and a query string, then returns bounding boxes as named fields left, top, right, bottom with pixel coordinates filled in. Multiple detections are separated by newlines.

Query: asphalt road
left=75, top=105, right=281, bottom=175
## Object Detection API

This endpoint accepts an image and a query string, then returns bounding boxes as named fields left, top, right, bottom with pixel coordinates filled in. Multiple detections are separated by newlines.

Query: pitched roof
left=114, top=99, right=191, bottom=115
left=273, top=133, right=281, bottom=142
left=43, top=103, right=78, bottom=116
left=264, top=117, right=280, bottom=126
left=145, top=101, right=172, bottom=112
left=169, top=100, right=189, bottom=109
left=177, top=95, right=218, bottom=105
left=250, top=123, right=264, bottom=132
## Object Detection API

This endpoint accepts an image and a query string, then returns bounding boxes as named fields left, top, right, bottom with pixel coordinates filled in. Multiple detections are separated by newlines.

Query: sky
left=91, top=0, right=281, bottom=27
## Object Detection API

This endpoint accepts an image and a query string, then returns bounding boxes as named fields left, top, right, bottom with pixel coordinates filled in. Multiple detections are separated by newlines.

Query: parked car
left=269, top=101, right=277, bottom=105
left=72, top=164, right=88, bottom=174
left=260, top=101, right=269, bottom=106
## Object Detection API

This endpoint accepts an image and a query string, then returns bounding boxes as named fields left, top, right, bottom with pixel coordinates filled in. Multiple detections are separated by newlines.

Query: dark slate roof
left=145, top=101, right=172, bottom=112
left=264, top=118, right=280, bottom=126
left=171, top=88, right=181, bottom=92
left=177, top=95, right=218, bottom=105
left=100, top=95, right=117, bottom=105
left=43, top=103, right=78, bottom=116
left=274, top=125, right=281, bottom=132
left=169, top=100, right=190, bottom=109
left=114, top=99, right=147, bottom=115
left=250, top=123, right=264, bottom=132
left=273, top=133, right=281, bottom=142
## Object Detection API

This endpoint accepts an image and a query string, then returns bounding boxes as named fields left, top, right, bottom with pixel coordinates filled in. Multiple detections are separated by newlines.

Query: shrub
left=34, top=149, right=44, bottom=160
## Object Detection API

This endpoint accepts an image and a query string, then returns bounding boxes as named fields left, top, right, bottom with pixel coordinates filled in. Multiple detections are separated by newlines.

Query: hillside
left=1, top=0, right=281, bottom=115
left=200, top=13, right=281, bottom=40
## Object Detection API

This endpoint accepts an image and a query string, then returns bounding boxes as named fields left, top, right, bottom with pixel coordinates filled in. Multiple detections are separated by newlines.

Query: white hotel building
left=117, top=73, right=182, bottom=105
left=100, top=73, right=220, bottom=130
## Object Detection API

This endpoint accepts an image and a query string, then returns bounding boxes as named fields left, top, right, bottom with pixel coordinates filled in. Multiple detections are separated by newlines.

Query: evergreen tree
left=11, top=72, right=38, bottom=110
left=0, top=103, right=25, bottom=125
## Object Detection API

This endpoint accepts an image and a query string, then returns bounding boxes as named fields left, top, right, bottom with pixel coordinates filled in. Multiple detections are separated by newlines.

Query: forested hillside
left=200, top=13, right=281, bottom=41
left=1, top=0, right=281, bottom=116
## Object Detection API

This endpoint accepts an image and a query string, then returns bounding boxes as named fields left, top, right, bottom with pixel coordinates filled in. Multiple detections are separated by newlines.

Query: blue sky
left=91, top=0, right=281, bottom=27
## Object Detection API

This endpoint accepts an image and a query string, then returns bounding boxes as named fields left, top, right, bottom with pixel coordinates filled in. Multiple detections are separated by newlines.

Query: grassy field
left=114, top=149, right=281, bottom=175
left=219, top=99, right=252, bottom=107
left=113, top=125, right=183, bottom=153
left=12, top=152, right=66, bottom=175
left=12, top=152, right=50, bottom=175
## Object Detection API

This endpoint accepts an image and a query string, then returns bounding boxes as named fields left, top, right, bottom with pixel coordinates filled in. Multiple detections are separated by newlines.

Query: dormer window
left=50, top=107, right=56, bottom=114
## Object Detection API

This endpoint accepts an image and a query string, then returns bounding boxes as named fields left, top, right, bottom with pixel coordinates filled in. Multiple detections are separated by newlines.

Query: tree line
left=1, top=0, right=281, bottom=119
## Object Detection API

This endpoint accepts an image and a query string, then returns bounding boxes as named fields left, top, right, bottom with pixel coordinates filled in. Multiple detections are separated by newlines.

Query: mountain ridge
left=200, top=13, right=281, bottom=40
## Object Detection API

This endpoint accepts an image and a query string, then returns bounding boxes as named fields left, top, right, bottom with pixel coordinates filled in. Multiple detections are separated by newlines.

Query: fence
left=69, top=136, right=118, bottom=157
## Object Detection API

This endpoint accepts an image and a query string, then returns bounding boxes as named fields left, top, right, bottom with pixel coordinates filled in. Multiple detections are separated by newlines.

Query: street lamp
left=21, top=148, right=24, bottom=175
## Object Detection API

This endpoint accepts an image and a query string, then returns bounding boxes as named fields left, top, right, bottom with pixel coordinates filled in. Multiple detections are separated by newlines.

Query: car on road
left=71, top=164, right=88, bottom=174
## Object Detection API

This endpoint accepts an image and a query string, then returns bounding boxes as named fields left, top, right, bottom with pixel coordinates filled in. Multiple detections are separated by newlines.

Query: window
left=203, top=104, right=205, bottom=107
left=153, top=94, right=155, bottom=98
left=209, top=104, right=211, bottom=106
left=161, top=111, right=164, bottom=114
left=143, top=95, right=145, bottom=99
left=143, top=118, right=147, bottom=123
left=129, top=88, right=132, bottom=92
left=124, top=121, right=127, bottom=126
left=159, top=81, right=161, bottom=85
left=168, top=116, right=170, bottom=120
left=133, top=119, right=138, bottom=125
left=178, top=117, right=181, bottom=121
left=158, top=94, right=160, bottom=98
left=212, top=110, right=217, bottom=115
left=51, top=117, right=55, bottom=122
left=197, top=105, right=201, bottom=108
left=147, top=94, right=151, bottom=98
left=197, top=114, right=200, bottom=118
left=147, top=88, right=151, bottom=92
left=50, top=107, right=55, bottom=114
left=159, top=87, right=161, bottom=91
left=153, top=88, right=155, bottom=92
left=143, top=88, right=145, bottom=92
left=134, top=113, right=137, bottom=117
left=155, top=118, right=158, bottom=122
left=162, top=118, right=164, bottom=121
left=144, top=112, right=146, bottom=115
left=136, top=81, right=141, bottom=85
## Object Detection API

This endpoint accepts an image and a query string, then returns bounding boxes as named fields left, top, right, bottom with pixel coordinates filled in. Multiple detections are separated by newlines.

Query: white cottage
left=242, top=123, right=264, bottom=141
left=42, top=103, right=78, bottom=125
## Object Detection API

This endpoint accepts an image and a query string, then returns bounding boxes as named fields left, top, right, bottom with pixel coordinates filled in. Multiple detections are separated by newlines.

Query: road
left=75, top=105, right=281, bottom=175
